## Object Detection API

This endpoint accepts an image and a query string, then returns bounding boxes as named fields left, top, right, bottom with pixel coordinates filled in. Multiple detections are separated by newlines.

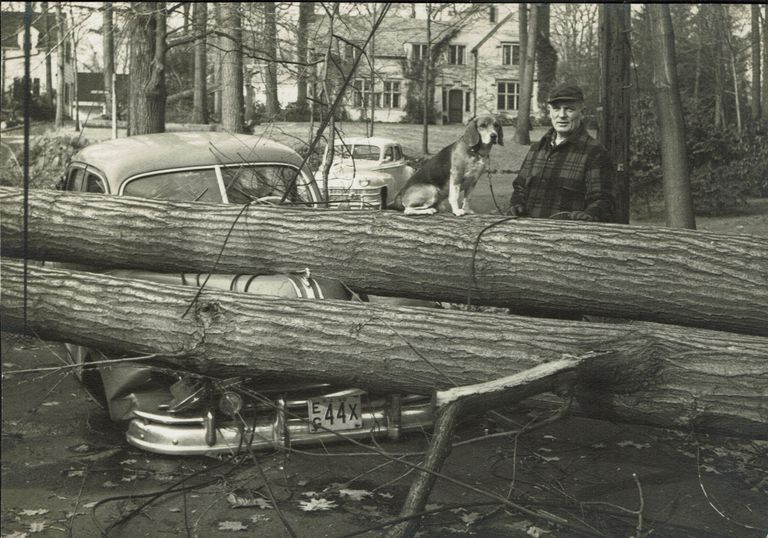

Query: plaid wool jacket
left=510, top=125, right=614, bottom=222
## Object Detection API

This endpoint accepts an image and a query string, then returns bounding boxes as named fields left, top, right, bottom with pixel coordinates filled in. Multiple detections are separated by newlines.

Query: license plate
left=308, top=395, right=363, bottom=433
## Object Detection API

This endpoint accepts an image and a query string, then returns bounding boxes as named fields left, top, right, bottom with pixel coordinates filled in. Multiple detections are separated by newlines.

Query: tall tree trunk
left=721, top=5, right=742, bottom=134
left=751, top=4, right=762, bottom=121
left=102, top=2, right=114, bottom=118
left=535, top=3, right=556, bottom=113
left=213, top=4, right=222, bottom=119
left=3, top=187, right=767, bottom=336
left=296, top=2, right=313, bottom=111
left=647, top=4, right=695, bottom=229
left=515, top=3, right=537, bottom=145
left=711, top=5, right=726, bottom=128
left=55, top=2, right=65, bottom=129
left=191, top=2, right=208, bottom=124
left=598, top=4, right=630, bottom=224
left=128, top=2, right=166, bottom=135
left=2, top=260, right=767, bottom=439
left=763, top=4, right=768, bottom=115
left=369, top=2, right=376, bottom=136
left=518, top=3, right=527, bottom=86
left=264, top=2, right=280, bottom=118
left=42, top=2, right=54, bottom=109
left=68, top=4, right=80, bottom=131
left=219, top=2, right=244, bottom=133
left=422, top=3, right=431, bottom=154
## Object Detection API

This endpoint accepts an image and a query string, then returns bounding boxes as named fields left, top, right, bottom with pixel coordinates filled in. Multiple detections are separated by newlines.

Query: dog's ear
left=495, top=119, right=504, bottom=146
left=462, top=118, right=480, bottom=147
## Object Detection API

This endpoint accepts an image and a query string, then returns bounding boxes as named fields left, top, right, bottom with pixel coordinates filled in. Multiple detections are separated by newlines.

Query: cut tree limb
left=1, top=187, right=767, bottom=336
left=1, top=260, right=766, bottom=438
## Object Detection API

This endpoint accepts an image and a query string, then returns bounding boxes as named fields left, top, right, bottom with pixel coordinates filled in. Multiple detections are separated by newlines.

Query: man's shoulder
left=579, top=130, right=610, bottom=155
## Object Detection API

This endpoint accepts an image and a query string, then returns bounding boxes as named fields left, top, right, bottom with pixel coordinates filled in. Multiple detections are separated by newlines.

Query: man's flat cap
left=547, top=83, right=584, bottom=104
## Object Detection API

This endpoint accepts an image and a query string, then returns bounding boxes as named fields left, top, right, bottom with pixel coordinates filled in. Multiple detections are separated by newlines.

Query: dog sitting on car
left=390, top=115, right=503, bottom=216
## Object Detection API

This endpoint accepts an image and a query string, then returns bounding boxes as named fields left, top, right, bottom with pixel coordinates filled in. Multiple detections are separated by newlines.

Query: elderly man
left=508, top=83, right=614, bottom=222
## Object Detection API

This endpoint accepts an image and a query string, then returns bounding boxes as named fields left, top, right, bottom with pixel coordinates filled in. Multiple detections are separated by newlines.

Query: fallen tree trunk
left=2, top=188, right=767, bottom=336
left=2, top=260, right=766, bottom=438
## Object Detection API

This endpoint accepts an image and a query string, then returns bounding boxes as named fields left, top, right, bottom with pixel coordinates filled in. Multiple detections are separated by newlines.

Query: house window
left=465, top=91, right=471, bottom=112
left=448, top=45, right=465, bottom=65
left=489, top=6, right=497, bottom=23
left=383, top=81, right=401, bottom=108
left=411, top=44, right=428, bottom=61
left=497, top=81, right=520, bottom=111
left=502, top=43, right=520, bottom=66
left=353, top=79, right=380, bottom=107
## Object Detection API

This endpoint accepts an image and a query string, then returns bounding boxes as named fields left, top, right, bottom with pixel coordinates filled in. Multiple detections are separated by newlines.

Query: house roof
left=471, top=10, right=517, bottom=53
left=308, top=15, right=453, bottom=59
left=1, top=11, right=60, bottom=51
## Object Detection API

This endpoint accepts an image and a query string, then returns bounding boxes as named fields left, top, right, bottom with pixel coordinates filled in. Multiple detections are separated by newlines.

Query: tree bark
left=128, top=2, right=166, bottom=135
left=751, top=5, right=762, bottom=121
left=422, top=4, right=431, bottom=154
left=219, top=2, right=244, bottom=133
left=103, top=2, right=114, bottom=119
left=514, top=3, right=537, bottom=145
left=213, top=4, right=222, bottom=119
left=55, top=2, right=65, bottom=128
left=598, top=4, right=631, bottom=224
left=2, top=187, right=767, bottom=336
left=535, top=3, right=557, bottom=113
left=518, top=3, right=527, bottom=90
left=264, top=2, right=280, bottom=118
left=191, top=2, right=208, bottom=124
left=2, top=259, right=766, bottom=438
left=42, top=2, right=54, bottom=109
left=296, top=2, right=313, bottom=110
left=647, top=4, right=695, bottom=229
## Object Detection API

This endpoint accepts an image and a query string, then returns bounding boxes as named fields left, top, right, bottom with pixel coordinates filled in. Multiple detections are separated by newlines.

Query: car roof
left=71, top=132, right=308, bottom=187
left=335, top=136, right=399, bottom=148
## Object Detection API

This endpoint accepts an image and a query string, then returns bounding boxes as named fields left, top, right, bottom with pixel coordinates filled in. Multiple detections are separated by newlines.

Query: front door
left=448, top=89, right=463, bottom=124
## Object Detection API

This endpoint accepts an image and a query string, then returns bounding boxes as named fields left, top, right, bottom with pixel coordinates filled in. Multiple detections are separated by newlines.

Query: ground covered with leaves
left=1, top=336, right=765, bottom=537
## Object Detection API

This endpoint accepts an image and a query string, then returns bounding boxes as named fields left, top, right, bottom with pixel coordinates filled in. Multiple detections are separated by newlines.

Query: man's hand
left=568, top=211, right=595, bottom=221
left=507, top=204, right=526, bottom=217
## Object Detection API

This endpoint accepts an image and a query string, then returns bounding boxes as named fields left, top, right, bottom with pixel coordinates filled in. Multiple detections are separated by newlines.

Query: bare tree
left=422, top=3, right=432, bottom=154
left=536, top=3, right=557, bottom=112
left=55, top=2, right=65, bottom=129
left=191, top=2, right=207, bottom=124
left=647, top=4, right=695, bottom=229
left=751, top=4, right=762, bottom=121
left=518, top=3, right=527, bottom=92
left=296, top=2, right=314, bottom=113
left=128, top=2, right=167, bottom=135
left=264, top=2, right=280, bottom=117
left=102, top=2, right=114, bottom=119
left=220, top=2, right=244, bottom=133
left=42, top=2, right=54, bottom=109
left=515, top=3, right=537, bottom=145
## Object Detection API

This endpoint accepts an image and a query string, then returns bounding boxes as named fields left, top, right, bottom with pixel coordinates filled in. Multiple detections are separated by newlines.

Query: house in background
left=1, top=9, right=75, bottom=117
left=288, top=3, right=536, bottom=124
left=75, top=71, right=129, bottom=120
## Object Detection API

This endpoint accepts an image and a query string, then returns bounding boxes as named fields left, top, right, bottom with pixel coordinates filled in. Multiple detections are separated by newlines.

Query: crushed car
left=58, top=131, right=433, bottom=456
left=315, top=136, right=414, bottom=209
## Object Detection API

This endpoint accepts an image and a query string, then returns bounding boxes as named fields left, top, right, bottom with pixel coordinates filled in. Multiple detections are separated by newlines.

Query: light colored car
left=315, top=136, right=414, bottom=209
left=60, top=132, right=433, bottom=456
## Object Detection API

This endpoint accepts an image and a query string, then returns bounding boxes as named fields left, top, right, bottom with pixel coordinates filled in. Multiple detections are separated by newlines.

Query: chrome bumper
left=327, top=187, right=383, bottom=209
left=126, top=397, right=434, bottom=456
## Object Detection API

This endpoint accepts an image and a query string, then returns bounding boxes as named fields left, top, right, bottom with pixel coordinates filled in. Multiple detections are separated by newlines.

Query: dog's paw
left=452, top=208, right=467, bottom=216
left=426, top=207, right=437, bottom=215
left=463, top=207, right=475, bottom=215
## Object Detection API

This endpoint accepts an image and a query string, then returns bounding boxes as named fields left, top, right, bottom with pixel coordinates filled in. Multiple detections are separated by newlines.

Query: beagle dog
left=392, top=116, right=503, bottom=216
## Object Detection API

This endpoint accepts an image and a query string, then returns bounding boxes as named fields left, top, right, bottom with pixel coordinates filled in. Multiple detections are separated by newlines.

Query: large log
left=1, top=187, right=767, bottom=336
left=2, top=260, right=767, bottom=438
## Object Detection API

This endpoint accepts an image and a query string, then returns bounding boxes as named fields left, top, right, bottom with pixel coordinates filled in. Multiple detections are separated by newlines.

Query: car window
left=222, top=164, right=315, bottom=205
left=383, top=147, right=393, bottom=161
left=393, top=146, right=402, bottom=160
left=65, top=167, right=84, bottom=191
left=351, top=145, right=380, bottom=160
left=122, top=169, right=223, bottom=202
left=85, top=172, right=106, bottom=193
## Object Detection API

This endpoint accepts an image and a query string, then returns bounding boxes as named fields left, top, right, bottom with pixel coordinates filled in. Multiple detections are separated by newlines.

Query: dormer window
left=411, top=43, right=428, bottom=61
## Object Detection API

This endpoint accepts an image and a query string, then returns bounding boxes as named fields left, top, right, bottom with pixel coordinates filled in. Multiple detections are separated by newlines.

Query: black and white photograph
left=1, top=2, right=766, bottom=536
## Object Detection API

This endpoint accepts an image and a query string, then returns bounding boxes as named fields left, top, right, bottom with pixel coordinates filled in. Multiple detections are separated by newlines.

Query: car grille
left=327, top=187, right=382, bottom=210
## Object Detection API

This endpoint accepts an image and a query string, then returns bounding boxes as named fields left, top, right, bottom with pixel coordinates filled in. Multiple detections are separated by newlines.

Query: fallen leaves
left=217, top=520, right=248, bottom=531
left=298, top=498, right=337, bottom=512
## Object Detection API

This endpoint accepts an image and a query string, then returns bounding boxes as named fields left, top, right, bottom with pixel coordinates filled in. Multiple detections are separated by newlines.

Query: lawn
left=7, top=120, right=768, bottom=235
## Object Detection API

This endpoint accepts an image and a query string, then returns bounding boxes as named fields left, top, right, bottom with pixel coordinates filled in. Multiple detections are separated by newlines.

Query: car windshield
left=123, top=169, right=222, bottom=202
left=349, top=145, right=380, bottom=161
left=221, top=164, right=315, bottom=205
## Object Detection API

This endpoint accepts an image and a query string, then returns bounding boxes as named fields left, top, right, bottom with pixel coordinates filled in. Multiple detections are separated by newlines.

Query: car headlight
left=219, top=391, right=243, bottom=417
left=359, top=179, right=370, bottom=187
